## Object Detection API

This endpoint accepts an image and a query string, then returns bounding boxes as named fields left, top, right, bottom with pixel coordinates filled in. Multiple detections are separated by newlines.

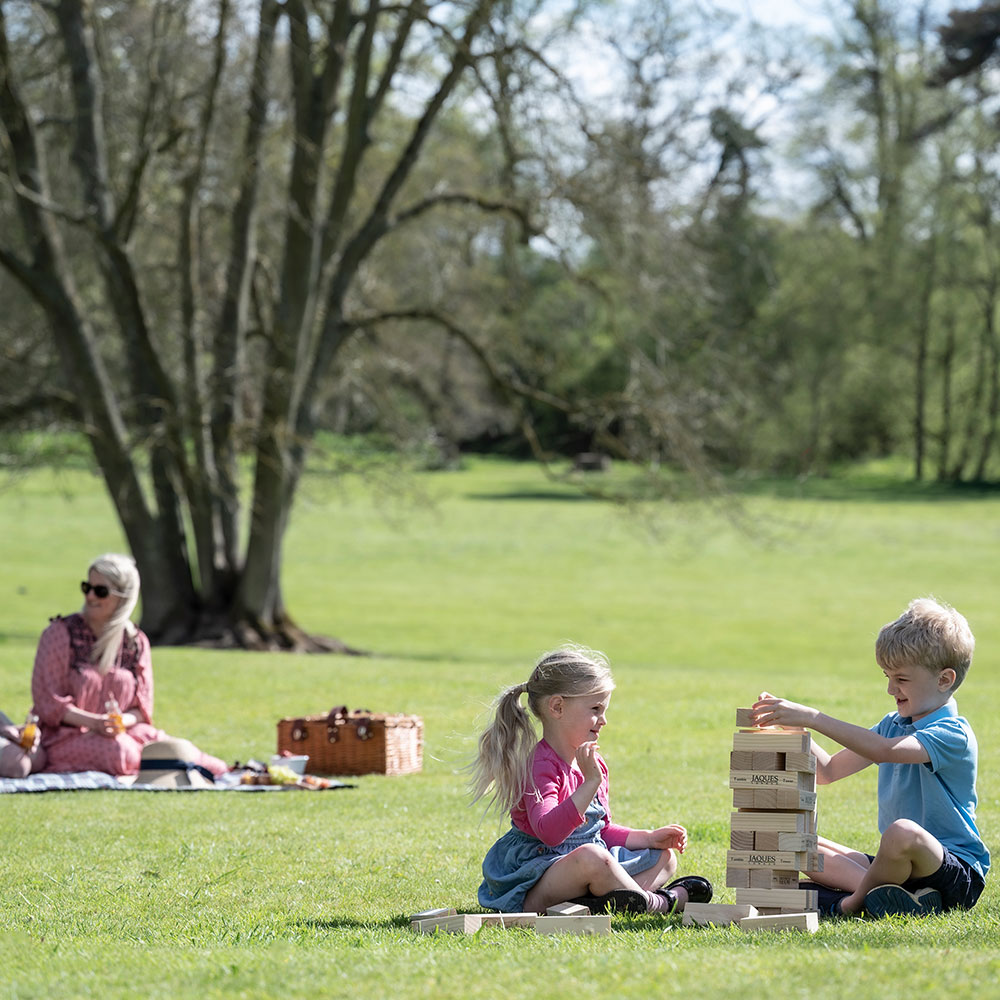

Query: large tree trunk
left=0, top=0, right=499, bottom=651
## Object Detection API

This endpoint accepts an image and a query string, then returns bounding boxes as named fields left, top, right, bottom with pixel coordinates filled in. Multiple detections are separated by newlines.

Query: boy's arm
left=809, top=739, right=871, bottom=784
left=752, top=694, right=930, bottom=777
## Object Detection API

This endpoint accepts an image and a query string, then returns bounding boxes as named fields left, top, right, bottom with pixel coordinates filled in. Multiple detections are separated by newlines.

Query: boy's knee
left=881, top=818, right=933, bottom=854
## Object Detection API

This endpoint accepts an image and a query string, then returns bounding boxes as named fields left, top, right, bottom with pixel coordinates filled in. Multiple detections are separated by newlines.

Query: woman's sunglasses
left=81, top=581, right=119, bottom=599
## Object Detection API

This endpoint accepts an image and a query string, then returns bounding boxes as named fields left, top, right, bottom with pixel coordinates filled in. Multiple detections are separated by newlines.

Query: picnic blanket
left=0, top=770, right=354, bottom=793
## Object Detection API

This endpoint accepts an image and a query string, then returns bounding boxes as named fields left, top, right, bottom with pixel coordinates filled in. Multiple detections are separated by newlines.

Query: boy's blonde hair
left=468, top=645, right=614, bottom=816
left=875, top=597, right=974, bottom=691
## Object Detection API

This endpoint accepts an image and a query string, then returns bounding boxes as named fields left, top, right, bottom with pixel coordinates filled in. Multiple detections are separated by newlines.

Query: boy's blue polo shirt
left=873, top=699, right=990, bottom=878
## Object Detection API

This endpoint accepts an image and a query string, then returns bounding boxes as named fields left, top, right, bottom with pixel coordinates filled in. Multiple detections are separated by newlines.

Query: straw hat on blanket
left=135, top=738, right=216, bottom=788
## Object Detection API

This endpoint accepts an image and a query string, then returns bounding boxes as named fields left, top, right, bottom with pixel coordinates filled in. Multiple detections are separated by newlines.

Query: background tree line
left=2, top=0, right=999, bottom=648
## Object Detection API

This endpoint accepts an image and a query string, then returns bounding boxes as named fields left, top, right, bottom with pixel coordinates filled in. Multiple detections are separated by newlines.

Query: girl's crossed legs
left=523, top=842, right=678, bottom=915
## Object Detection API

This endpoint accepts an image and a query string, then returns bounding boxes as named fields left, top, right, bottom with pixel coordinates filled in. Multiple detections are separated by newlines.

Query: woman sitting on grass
left=29, top=553, right=227, bottom=780
left=470, top=644, right=712, bottom=916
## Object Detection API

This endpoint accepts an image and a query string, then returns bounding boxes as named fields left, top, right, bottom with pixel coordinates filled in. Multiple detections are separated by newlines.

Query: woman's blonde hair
left=468, top=644, right=614, bottom=816
left=84, top=553, right=140, bottom=673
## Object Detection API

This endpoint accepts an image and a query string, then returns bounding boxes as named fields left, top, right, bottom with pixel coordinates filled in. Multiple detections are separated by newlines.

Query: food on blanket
left=19, top=713, right=39, bottom=750
left=266, top=763, right=300, bottom=785
left=299, top=774, right=333, bottom=789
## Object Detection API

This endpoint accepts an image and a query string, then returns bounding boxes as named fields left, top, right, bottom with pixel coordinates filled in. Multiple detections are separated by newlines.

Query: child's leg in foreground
left=806, top=822, right=944, bottom=914
left=0, top=741, right=45, bottom=778
left=522, top=843, right=676, bottom=914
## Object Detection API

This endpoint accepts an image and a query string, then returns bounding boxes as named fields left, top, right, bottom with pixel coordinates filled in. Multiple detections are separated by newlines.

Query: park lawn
left=0, top=455, right=998, bottom=999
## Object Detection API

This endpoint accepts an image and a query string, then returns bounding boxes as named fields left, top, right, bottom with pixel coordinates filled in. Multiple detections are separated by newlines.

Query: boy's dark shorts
left=866, top=849, right=985, bottom=911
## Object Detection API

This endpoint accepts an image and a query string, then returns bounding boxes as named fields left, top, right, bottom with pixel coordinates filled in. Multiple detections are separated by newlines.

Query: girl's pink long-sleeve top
left=509, top=738, right=632, bottom=848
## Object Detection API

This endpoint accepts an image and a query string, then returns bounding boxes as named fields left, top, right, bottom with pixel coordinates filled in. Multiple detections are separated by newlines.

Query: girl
left=470, top=645, right=712, bottom=915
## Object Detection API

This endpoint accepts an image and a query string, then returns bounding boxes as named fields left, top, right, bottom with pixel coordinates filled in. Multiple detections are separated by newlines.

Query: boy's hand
left=0, top=724, right=20, bottom=743
left=752, top=694, right=819, bottom=729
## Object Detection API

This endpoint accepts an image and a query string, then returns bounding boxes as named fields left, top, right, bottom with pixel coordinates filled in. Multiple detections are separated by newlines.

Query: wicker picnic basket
left=276, top=706, right=423, bottom=776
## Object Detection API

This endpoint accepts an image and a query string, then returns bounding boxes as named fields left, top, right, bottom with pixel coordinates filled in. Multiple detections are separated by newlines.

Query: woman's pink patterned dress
left=31, top=613, right=226, bottom=777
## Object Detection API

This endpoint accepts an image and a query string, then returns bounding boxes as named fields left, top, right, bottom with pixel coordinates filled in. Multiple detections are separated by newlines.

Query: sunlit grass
left=0, top=454, right=997, bottom=998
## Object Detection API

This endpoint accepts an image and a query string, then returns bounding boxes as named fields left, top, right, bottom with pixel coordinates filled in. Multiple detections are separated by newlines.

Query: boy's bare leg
left=836, top=820, right=944, bottom=914
left=803, top=836, right=872, bottom=893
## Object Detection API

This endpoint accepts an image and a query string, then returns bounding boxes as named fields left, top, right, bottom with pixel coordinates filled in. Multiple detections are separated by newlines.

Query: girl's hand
left=574, top=740, right=602, bottom=783
left=752, top=694, right=817, bottom=729
left=0, top=724, right=20, bottom=743
left=646, top=824, right=688, bottom=853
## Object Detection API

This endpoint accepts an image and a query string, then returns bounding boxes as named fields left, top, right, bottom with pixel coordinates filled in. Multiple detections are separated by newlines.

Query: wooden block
left=736, top=708, right=757, bottom=727
left=546, top=902, right=590, bottom=916
left=734, top=888, right=818, bottom=909
left=409, top=907, right=457, bottom=922
left=754, top=832, right=781, bottom=851
left=414, top=914, right=483, bottom=934
left=727, top=850, right=813, bottom=870
left=749, top=868, right=800, bottom=890
left=729, top=770, right=816, bottom=790
left=535, top=915, right=611, bottom=935
left=750, top=752, right=785, bottom=771
left=732, top=788, right=817, bottom=811
left=682, top=902, right=758, bottom=927
left=732, top=811, right=810, bottom=833
left=730, top=751, right=754, bottom=771
left=478, top=912, right=537, bottom=929
left=733, top=731, right=810, bottom=752
left=730, top=830, right=755, bottom=850
left=739, top=911, right=819, bottom=933
left=725, top=867, right=750, bottom=888
left=783, top=752, right=817, bottom=773
left=778, top=833, right=819, bottom=852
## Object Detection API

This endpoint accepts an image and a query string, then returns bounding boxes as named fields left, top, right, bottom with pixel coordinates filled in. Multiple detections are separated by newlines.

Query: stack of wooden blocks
left=716, top=707, right=821, bottom=931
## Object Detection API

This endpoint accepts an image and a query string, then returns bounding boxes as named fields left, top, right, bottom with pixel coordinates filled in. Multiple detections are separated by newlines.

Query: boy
left=752, top=597, right=989, bottom=918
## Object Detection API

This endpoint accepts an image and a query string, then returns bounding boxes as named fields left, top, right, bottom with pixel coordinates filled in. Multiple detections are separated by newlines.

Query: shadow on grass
left=465, top=489, right=595, bottom=502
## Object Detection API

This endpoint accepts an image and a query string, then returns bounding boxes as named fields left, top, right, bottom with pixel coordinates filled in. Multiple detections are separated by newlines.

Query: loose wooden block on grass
left=409, top=907, right=457, bottom=922
left=535, top=915, right=611, bottom=935
left=546, top=902, right=590, bottom=916
left=478, top=912, right=538, bottom=929
left=739, top=911, right=819, bottom=933
left=414, top=914, right=484, bottom=934
left=682, top=903, right=758, bottom=927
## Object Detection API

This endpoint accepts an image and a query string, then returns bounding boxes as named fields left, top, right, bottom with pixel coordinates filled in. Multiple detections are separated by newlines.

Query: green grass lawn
left=1, top=455, right=998, bottom=999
